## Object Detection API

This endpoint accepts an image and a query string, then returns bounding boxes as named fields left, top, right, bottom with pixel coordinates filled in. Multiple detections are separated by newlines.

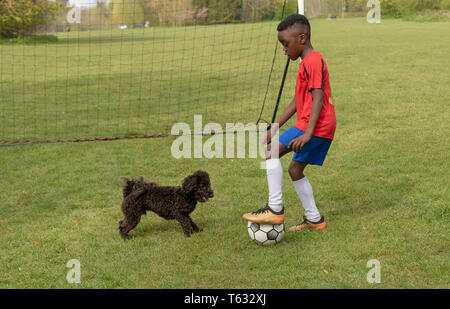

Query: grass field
left=0, top=18, right=449, bottom=288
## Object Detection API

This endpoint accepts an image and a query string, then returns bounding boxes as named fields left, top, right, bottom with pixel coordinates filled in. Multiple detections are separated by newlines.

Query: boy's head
left=277, top=14, right=311, bottom=60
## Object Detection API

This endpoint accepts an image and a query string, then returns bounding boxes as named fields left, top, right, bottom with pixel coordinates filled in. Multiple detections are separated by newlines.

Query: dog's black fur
left=119, top=170, right=213, bottom=239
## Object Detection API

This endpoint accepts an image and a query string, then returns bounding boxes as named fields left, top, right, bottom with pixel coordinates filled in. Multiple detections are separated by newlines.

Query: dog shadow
left=119, top=216, right=208, bottom=239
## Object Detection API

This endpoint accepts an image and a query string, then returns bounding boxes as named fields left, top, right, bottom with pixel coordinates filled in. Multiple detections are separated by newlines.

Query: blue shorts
left=278, top=127, right=332, bottom=166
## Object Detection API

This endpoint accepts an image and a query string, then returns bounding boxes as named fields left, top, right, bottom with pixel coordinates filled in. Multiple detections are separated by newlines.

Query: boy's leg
left=288, top=160, right=308, bottom=181
left=265, top=140, right=291, bottom=212
left=289, top=160, right=326, bottom=230
left=242, top=141, right=291, bottom=224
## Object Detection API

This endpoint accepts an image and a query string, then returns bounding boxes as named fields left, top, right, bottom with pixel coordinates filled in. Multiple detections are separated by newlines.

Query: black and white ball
left=247, top=221, right=285, bottom=245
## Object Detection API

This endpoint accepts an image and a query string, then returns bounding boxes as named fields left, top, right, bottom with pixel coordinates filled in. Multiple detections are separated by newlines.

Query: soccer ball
left=247, top=221, right=285, bottom=245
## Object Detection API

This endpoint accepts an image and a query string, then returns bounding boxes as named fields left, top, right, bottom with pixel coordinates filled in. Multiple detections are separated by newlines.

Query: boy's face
left=277, top=28, right=306, bottom=61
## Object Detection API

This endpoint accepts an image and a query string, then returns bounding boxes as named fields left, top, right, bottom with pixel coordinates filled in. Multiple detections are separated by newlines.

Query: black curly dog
left=119, top=170, right=213, bottom=239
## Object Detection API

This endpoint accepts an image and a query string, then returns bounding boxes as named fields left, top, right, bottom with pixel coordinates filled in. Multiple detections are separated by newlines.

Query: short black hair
left=277, top=14, right=311, bottom=37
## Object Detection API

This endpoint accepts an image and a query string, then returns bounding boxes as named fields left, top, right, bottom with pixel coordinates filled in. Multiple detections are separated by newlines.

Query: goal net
left=0, top=0, right=299, bottom=144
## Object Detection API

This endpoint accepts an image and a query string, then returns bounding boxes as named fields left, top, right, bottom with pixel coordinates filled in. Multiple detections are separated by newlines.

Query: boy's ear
left=298, top=33, right=307, bottom=44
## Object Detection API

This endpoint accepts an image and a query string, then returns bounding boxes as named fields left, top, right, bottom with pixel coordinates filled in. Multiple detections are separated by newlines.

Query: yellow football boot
left=288, top=216, right=327, bottom=231
left=242, top=204, right=285, bottom=225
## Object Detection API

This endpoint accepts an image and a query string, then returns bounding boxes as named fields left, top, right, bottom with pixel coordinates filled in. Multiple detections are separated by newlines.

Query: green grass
left=0, top=18, right=449, bottom=288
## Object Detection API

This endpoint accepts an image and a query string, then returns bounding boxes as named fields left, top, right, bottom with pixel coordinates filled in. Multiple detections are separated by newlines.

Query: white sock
left=266, top=158, right=283, bottom=212
left=292, top=177, right=321, bottom=222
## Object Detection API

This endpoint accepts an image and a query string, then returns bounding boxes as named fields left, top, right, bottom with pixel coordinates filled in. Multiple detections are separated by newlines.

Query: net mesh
left=0, top=0, right=298, bottom=143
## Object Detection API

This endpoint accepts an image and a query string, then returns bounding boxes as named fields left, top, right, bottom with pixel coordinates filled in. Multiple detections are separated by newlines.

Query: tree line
left=1, top=0, right=449, bottom=39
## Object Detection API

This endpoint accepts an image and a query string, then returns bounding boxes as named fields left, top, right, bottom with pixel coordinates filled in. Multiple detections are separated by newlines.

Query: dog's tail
left=121, top=176, right=145, bottom=198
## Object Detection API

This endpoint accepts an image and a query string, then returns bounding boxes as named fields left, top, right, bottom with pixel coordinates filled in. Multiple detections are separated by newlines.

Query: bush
left=275, top=0, right=299, bottom=19
left=379, top=0, right=446, bottom=17
left=0, top=0, right=61, bottom=39
left=0, top=34, right=58, bottom=45
left=192, top=0, right=242, bottom=24
left=379, top=0, right=402, bottom=17
left=441, top=0, right=450, bottom=9
left=192, top=0, right=288, bottom=24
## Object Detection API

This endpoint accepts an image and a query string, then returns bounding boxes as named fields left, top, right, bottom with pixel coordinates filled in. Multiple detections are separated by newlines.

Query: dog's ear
left=182, top=174, right=198, bottom=194
left=193, top=170, right=210, bottom=182
left=194, top=170, right=208, bottom=176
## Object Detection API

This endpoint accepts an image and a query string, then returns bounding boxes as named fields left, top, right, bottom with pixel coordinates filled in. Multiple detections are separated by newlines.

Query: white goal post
left=298, top=0, right=305, bottom=15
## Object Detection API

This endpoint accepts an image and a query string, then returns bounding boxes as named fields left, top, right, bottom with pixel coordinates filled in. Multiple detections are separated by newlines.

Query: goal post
left=298, top=0, right=305, bottom=15
left=266, top=0, right=304, bottom=127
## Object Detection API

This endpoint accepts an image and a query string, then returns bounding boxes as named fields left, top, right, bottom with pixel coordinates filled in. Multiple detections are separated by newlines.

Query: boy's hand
left=262, top=130, right=271, bottom=146
left=262, top=125, right=279, bottom=146
left=288, top=133, right=311, bottom=152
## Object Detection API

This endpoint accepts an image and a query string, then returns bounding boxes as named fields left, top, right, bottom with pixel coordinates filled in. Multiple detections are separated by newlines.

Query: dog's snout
left=207, top=188, right=214, bottom=198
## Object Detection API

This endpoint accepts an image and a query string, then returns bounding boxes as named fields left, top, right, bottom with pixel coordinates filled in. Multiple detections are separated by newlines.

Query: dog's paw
left=183, top=229, right=194, bottom=237
left=119, top=233, right=130, bottom=240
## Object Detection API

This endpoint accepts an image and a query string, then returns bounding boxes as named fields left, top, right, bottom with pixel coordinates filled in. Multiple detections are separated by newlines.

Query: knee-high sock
left=293, top=177, right=321, bottom=222
left=266, top=158, right=283, bottom=212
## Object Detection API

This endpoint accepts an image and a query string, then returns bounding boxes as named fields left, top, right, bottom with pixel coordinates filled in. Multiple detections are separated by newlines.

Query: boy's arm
left=288, top=89, right=323, bottom=151
left=276, top=95, right=297, bottom=128
left=265, top=95, right=296, bottom=145
left=304, top=88, right=324, bottom=137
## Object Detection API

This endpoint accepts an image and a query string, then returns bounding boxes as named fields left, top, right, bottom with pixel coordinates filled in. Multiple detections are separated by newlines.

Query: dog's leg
left=188, top=216, right=203, bottom=233
left=119, top=214, right=142, bottom=239
left=174, top=213, right=194, bottom=237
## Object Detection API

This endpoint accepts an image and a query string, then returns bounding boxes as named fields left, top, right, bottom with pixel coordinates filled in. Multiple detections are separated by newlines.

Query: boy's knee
left=288, top=161, right=306, bottom=180
left=288, top=164, right=298, bottom=178
left=265, top=141, right=290, bottom=160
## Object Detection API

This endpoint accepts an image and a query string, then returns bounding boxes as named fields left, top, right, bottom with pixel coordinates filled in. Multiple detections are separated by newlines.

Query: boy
left=242, top=14, right=336, bottom=231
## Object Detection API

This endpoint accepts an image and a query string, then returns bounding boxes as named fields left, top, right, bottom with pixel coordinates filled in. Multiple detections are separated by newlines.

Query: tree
left=192, top=0, right=242, bottom=24
left=86, top=0, right=112, bottom=29
left=146, top=0, right=174, bottom=25
left=111, top=0, right=145, bottom=27
left=0, top=0, right=62, bottom=39
left=242, top=0, right=284, bottom=21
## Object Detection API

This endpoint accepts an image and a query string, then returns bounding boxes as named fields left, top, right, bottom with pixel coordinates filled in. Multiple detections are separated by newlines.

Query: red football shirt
left=294, top=51, right=336, bottom=140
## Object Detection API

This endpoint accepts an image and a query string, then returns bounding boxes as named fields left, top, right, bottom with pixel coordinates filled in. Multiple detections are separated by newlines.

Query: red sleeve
left=303, top=55, right=324, bottom=92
